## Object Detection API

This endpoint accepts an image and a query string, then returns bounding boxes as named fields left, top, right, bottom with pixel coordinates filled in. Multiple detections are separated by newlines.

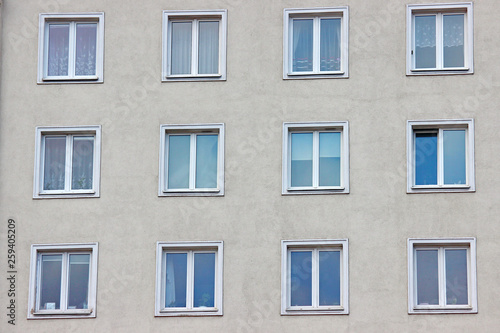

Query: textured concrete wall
left=1, top=0, right=499, bottom=332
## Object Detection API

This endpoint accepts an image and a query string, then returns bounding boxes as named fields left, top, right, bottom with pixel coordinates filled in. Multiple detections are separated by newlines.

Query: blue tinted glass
left=443, top=130, right=466, bottom=185
left=292, top=19, right=313, bottom=72
left=193, top=253, right=215, bottom=308
left=416, top=250, right=439, bottom=305
left=40, top=254, right=62, bottom=310
left=167, top=135, right=190, bottom=189
left=195, top=135, right=218, bottom=189
left=443, top=14, right=465, bottom=68
left=319, top=132, right=341, bottom=186
left=320, top=18, right=341, bottom=71
left=415, top=15, right=436, bottom=68
left=291, top=133, right=313, bottom=187
left=165, top=253, right=187, bottom=308
left=415, top=132, right=437, bottom=185
left=319, top=251, right=341, bottom=306
left=290, top=251, right=312, bottom=306
left=445, top=249, right=468, bottom=305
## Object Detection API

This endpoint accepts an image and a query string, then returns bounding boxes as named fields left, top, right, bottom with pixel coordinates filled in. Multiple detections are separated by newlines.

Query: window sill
left=408, top=185, right=474, bottom=194
left=410, top=306, right=476, bottom=314
left=156, top=307, right=221, bottom=317
left=284, top=71, right=348, bottom=79
left=29, top=308, right=95, bottom=319
left=160, top=189, right=223, bottom=197
left=39, top=76, right=101, bottom=84
left=407, top=68, right=473, bottom=76
left=282, top=306, right=347, bottom=315
left=283, top=187, right=348, bottom=195
left=34, top=191, right=99, bottom=199
left=163, top=74, right=225, bottom=82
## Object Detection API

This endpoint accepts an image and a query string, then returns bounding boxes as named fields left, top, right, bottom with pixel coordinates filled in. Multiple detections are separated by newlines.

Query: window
left=408, top=238, right=477, bottom=314
left=33, top=126, right=101, bottom=199
left=281, top=239, right=348, bottom=315
left=407, top=119, right=474, bottom=193
left=283, top=7, right=349, bottom=79
left=38, top=13, right=104, bottom=83
left=282, top=122, right=349, bottom=195
left=406, top=3, right=473, bottom=75
left=155, top=241, right=223, bottom=316
left=159, top=124, right=224, bottom=196
left=162, top=10, right=227, bottom=81
left=28, top=243, right=98, bottom=319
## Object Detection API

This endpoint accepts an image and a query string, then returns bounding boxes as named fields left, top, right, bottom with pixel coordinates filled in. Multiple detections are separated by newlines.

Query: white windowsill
left=33, top=308, right=93, bottom=316
left=42, top=76, right=99, bottom=81
left=166, top=74, right=222, bottom=78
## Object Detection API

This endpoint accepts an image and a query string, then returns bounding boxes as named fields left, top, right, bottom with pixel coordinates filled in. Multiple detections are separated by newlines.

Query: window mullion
left=436, top=14, right=443, bottom=69
left=187, top=251, right=194, bottom=309
left=68, top=22, right=76, bottom=78
left=287, top=250, right=292, bottom=307
left=313, top=17, right=320, bottom=73
left=65, top=135, right=73, bottom=191
left=192, top=20, right=198, bottom=75
left=437, top=129, right=444, bottom=185
left=288, top=132, right=293, bottom=188
left=61, top=253, right=68, bottom=311
left=189, top=134, right=196, bottom=190
left=35, top=254, right=42, bottom=311
left=312, top=249, right=319, bottom=307
left=439, top=248, right=446, bottom=306
left=312, top=131, right=319, bottom=187
left=165, top=135, right=170, bottom=190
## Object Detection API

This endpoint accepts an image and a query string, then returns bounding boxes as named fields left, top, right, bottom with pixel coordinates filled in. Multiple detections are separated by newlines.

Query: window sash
left=164, top=133, right=219, bottom=192
left=168, top=18, right=221, bottom=77
left=412, top=12, right=468, bottom=71
left=288, top=130, right=343, bottom=190
left=286, top=247, right=343, bottom=310
left=43, top=20, right=99, bottom=80
left=412, top=128, right=468, bottom=187
left=289, top=16, right=343, bottom=75
left=36, top=252, right=92, bottom=314
left=413, top=246, right=471, bottom=309
left=40, top=134, right=96, bottom=194
left=161, top=250, right=218, bottom=312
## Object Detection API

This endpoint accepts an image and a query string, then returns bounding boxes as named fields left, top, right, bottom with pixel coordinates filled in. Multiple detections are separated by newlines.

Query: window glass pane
left=68, top=254, right=90, bottom=309
left=72, top=137, right=94, bottom=190
left=290, top=251, right=312, bottom=306
left=292, top=19, right=313, bottom=72
left=165, top=253, right=187, bottom=308
left=445, top=249, right=468, bottom=305
left=319, top=132, right=341, bottom=186
left=40, top=254, right=62, bottom=310
left=195, top=135, right=218, bottom=189
left=415, top=132, right=437, bottom=185
left=443, top=130, right=466, bottom=185
left=291, top=133, right=313, bottom=187
left=43, top=136, right=67, bottom=190
left=167, top=135, right=190, bottom=189
left=75, top=23, right=97, bottom=76
left=415, top=15, right=436, bottom=69
left=320, top=18, right=341, bottom=71
left=416, top=250, right=439, bottom=305
left=319, top=251, right=341, bottom=306
left=443, top=14, right=465, bottom=68
left=171, top=22, right=192, bottom=75
left=193, top=253, right=215, bottom=308
left=198, top=21, right=219, bottom=74
left=47, top=24, right=69, bottom=76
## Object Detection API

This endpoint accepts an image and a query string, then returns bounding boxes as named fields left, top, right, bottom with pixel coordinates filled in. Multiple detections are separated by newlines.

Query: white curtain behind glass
left=292, top=19, right=313, bottom=72
left=198, top=21, right=219, bottom=74
left=171, top=22, right=192, bottom=75
left=43, top=137, right=66, bottom=190
left=71, top=137, right=94, bottom=190
left=47, top=24, right=70, bottom=76
left=75, top=23, right=97, bottom=76
left=320, top=19, right=341, bottom=72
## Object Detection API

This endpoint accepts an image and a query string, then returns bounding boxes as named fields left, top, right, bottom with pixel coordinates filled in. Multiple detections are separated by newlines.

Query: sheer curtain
left=43, top=137, right=66, bottom=190
left=71, top=137, right=94, bottom=190
left=415, top=15, right=437, bottom=68
left=320, top=18, right=341, bottom=71
left=443, top=14, right=464, bottom=68
left=171, top=22, right=192, bottom=75
left=47, top=24, right=69, bottom=76
left=292, top=19, right=313, bottom=72
left=75, top=23, right=97, bottom=76
left=198, top=21, right=219, bottom=74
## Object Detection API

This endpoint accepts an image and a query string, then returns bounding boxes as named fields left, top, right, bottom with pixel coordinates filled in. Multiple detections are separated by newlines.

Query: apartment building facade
left=1, top=0, right=499, bottom=332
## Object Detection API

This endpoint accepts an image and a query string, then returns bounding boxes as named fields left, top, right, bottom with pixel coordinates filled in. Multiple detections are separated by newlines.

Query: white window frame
left=407, top=119, right=474, bottom=193
left=38, top=13, right=105, bottom=83
left=283, top=7, right=349, bottom=79
left=282, top=122, right=349, bottom=195
left=281, top=239, right=349, bottom=315
left=162, top=10, right=227, bottom=82
left=155, top=241, right=223, bottom=317
left=159, top=123, right=224, bottom=197
left=408, top=238, right=477, bottom=314
left=33, top=126, right=101, bottom=199
left=28, top=243, right=98, bottom=319
left=406, top=3, right=473, bottom=75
